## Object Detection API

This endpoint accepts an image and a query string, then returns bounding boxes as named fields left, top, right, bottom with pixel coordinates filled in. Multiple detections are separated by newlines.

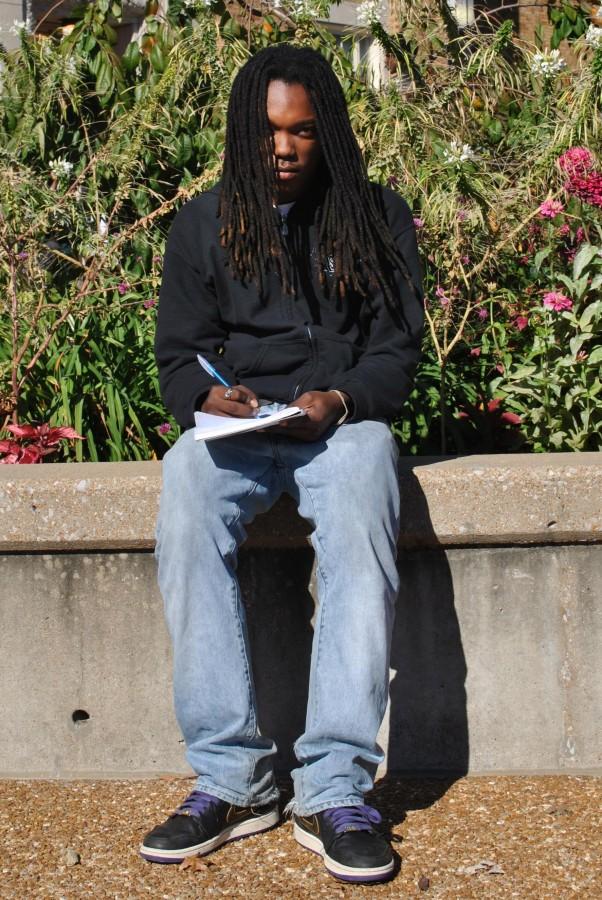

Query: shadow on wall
left=241, top=546, right=315, bottom=772
left=243, top=465, right=468, bottom=815
left=389, top=464, right=469, bottom=778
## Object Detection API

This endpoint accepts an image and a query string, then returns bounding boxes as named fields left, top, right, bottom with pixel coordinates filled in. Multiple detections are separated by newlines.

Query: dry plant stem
left=426, top=194, right=561, bottom=361
left=8, top=251, right=19, bottom=425
left=32, top=0, right=71, bottom=34
left=105, top=164, right=221, bottom=261
left=13, top=288, right=46, bottom=372
left=13, top=165, right=221, bottom=401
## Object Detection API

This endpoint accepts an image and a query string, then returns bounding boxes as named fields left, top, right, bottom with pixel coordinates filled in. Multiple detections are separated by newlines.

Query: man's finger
left=223, top=386, right=258, bottom=407
left=276, top=421, right=315, bottom=438
left=216, top=399, right=258, bottom=418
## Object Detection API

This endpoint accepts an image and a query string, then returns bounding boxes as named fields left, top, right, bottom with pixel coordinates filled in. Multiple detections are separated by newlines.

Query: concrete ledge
left=1, top=453, right=601, bottom=777
left=0, top=453, right=600, bottom=551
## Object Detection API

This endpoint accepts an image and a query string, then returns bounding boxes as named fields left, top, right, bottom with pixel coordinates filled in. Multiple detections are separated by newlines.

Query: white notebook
left=194, top=406, right=305, bottom=442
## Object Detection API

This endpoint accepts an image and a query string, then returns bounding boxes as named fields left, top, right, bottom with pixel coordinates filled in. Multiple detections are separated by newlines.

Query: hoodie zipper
left=292, top=325, right=314, bottom=400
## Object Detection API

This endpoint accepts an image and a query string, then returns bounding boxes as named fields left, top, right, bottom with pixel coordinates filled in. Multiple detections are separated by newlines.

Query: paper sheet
left=194, top=406, right=305, bottom=442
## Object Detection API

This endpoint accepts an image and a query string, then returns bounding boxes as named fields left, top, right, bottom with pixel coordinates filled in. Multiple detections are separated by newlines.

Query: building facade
left=0, top=1, right=567, bottom=57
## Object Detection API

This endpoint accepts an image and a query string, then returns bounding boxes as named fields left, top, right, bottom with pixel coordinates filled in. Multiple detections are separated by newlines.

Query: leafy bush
left=0, top=0, right=600, bottom=459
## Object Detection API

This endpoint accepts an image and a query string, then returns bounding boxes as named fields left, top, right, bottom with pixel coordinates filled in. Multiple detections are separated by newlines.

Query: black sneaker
left=139, top=790, right=280, bottom=864
left=293, top=805, right=394, bottom=883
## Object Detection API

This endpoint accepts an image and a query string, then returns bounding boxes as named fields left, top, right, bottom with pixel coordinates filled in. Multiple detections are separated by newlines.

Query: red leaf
left=43, top=426, right=84, bottom=445
left=0, top=440, right=20, bottom=453
left=6, top=424, right=39, bottom=439
left=0, top=440, right=25, bottom=464
left=0, top=452, right=21, bottom=464
left=17, top=445, right=42, bottom=464
left=501, top=412, right=522, bottom=425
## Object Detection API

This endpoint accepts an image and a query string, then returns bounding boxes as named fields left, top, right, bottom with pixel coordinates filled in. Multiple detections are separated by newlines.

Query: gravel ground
left=1, top=775, right=600, bottom=899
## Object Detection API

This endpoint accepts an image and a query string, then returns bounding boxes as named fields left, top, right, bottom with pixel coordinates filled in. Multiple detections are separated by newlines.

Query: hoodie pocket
left=234, top=338, right=311, bottom=379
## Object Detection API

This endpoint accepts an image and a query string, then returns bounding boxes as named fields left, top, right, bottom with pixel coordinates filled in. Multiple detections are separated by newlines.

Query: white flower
left=585, top=24, right=602, bottom=49
left=530, top=48, right=567, bottom=77
left=287, top=0, right=322, bottom=16
left=49, top=157, right=74, bottom=179
left=443, top=140, right=477, bottom=165
left=9, top=18, right=32, bottom=35
left=65, top=57, right=77, bottom=76
left=98, top=216, right=109, bottom=239
left=183, top=0, right=214, bottom=9
left=357, top=0, right=385, bottom=26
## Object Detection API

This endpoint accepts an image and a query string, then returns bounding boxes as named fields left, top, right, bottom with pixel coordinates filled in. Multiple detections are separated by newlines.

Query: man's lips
left=277, top=169, right=300, bottom=180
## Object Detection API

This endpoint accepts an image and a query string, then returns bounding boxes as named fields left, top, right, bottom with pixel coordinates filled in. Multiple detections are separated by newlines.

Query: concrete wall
left=0, top=454, right=600, bottom=777
left=0, top=0, right=25, bottom=51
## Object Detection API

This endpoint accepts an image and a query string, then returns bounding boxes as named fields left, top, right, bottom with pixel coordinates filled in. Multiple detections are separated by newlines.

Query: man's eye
left=299, top=128, right=316, bottom=137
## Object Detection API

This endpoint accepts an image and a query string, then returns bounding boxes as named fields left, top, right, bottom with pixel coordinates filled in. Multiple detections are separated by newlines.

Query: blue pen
left=197, top=354, right=231, bottom=388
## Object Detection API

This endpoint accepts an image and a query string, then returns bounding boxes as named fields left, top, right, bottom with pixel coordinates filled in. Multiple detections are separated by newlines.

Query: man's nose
left=274, top=130, right=295, bottom=159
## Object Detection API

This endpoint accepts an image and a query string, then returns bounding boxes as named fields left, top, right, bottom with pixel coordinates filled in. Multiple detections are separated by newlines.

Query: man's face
left=266, top=80, right=323, bottom=203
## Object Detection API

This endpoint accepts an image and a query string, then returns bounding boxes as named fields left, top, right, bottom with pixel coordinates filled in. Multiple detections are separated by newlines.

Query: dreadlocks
left=218, top=43, right=416, bottom=308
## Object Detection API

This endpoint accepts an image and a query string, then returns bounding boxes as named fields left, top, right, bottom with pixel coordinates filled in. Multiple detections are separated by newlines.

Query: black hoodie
left=155, top=181, right=424, bottom=429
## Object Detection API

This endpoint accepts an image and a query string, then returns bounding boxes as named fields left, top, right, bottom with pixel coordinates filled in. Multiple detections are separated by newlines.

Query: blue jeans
left=155, top=420, right=400, bottom=815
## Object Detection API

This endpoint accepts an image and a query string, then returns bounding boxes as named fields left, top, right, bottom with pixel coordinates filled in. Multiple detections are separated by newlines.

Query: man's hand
left=274, top=390, right=347, bottom=441
left=201, top=385, right=259, bottom=418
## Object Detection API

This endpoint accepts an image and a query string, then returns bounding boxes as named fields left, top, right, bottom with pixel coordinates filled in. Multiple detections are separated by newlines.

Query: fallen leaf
left=418, top=874, right=430, bottom=890
left=63, top=848, right=80, bottom=867
left=488, top=864, right=505, bottom=875
left=457, top=860, right=504, bottom=876
left=179, top=856, right=211, bottom=873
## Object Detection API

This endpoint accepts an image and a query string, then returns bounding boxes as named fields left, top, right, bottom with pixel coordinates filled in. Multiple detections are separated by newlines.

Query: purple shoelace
left=323, top=805, right=382, bottom=833
left=172, top=790, right=221, bottom=818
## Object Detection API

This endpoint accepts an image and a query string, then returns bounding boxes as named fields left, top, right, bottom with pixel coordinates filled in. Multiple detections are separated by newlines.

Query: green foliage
left=0, top=1, right=601, bottom=460
left=548, top=2, right=590, bottom=49
left=496, top=240, right=602, bottom=451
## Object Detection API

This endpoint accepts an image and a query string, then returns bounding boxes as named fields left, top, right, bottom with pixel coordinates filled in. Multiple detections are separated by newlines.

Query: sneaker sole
left=139, top=806, right=280, bottom=864
left=293, top=821, right=395, bottom=884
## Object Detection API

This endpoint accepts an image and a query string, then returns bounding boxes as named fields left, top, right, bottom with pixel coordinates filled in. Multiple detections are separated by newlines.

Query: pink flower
left=538, top=199, right=565, bottom=218
left=413, top=217, right=424, bottom=229
left=514, top=316, right=529, bottom=331
left=558, top=147, right=595, bottom=177
left=456, top=210, right=468, bottom=222
left=16, top=251, right=28, bottom=260
left=158, top=422, right=171, bottom=435
left=476, top=307, right=488, bottom=320
left=470, top=347, right=481, bottom=357
left=575, top=227, right=586, bottom=244
left=565, top=171, right=602, bottom=208
left=495, top=364, right=504, bottom=374
left=117, top=281, right=129, bottom=295
left=542, top=291, right=573, bottom=312
left=387, top=175, right=400, bottom=188
left=557, top=224, right=570, bottom=237
left=435, top=285, right=450, bottom=306
left=461, top=255, right=471, bottom=265
left=143, top=298, right=157, bottom=309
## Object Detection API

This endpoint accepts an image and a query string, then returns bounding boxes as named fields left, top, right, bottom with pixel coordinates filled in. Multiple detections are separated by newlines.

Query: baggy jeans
left=155, top=419, right=400, bottom=815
